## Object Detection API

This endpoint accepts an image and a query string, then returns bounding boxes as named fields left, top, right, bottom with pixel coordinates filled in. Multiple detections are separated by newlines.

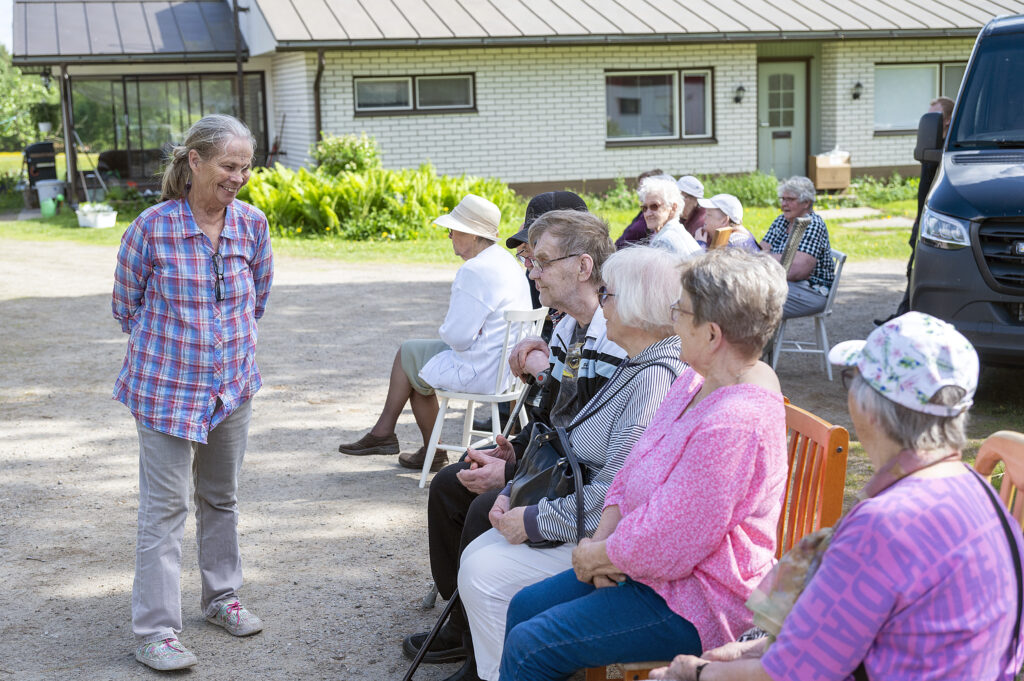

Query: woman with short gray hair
left=653, top=312, right=1024, bottom=681
left=113, top=113, right=272, bottom=670
left=759, top=175, right=834, bottom=319
left=637, top=176, right=702, bottom=258
left=599, top=245, right=681, bottom=337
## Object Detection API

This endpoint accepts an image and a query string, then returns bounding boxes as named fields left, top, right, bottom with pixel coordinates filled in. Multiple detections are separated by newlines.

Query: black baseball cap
left=505, top=191, right=588, bottom=248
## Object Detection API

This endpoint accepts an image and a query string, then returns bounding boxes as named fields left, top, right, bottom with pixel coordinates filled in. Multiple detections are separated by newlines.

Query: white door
left=758, top=62, right=807, bottom=179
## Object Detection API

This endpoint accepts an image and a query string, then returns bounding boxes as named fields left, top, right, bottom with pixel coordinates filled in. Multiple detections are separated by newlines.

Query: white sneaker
left=206, top=599, right=263, bottom=636
left=135, top=637, right=198, bottom=671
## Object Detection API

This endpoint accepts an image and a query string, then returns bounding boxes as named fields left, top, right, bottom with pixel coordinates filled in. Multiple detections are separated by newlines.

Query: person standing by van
left=876, top=96, right=954, bottom=325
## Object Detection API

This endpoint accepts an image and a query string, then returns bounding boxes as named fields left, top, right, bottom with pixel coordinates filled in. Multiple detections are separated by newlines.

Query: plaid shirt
left=112, top=198, right=274, bottom=443
left=761, top=212, right=834, bottom=291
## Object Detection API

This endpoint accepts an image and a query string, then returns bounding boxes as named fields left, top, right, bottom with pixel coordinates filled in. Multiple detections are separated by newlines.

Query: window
left=354, top=74, right=474, bottom=114
left=606, top=69, right=713, bottom=143
left=874, top=62, right=968, bottom=131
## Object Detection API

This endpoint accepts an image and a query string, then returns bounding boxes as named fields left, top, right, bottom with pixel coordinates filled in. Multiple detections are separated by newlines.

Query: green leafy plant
left=239, top=163, right=519, bottom=240
left=701, top=171, right=780, bottom=207
left=849, top=173, right=919, bottom=204
left=311, top=133, right=382, bottom=174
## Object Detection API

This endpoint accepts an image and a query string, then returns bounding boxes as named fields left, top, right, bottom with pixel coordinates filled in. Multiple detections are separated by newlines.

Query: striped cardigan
left=522, top=336, right=684, bottom=544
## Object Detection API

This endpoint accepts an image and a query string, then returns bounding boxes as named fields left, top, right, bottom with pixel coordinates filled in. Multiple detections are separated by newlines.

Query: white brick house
left=11, top=0, right=1018, bottom=190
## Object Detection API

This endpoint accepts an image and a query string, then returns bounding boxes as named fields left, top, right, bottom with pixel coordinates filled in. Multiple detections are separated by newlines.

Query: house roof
left=255, top=0, right=1024, bottom=48
left=12, top=0, right=246, bottom=66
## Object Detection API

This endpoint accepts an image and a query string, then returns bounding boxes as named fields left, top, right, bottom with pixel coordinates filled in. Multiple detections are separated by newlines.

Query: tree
left=0, top=46, right=56, bottom=151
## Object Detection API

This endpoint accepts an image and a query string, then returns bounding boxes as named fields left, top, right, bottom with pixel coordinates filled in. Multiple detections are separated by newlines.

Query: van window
left=949, top=33, right=1024, bottom=148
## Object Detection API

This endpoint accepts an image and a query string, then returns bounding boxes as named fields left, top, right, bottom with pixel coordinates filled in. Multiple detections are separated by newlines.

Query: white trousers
left=458, top=528, right=575, bottom=680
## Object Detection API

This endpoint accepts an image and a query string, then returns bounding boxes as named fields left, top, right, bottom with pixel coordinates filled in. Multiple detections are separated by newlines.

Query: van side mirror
left=915, top=111, right=944, bottom=163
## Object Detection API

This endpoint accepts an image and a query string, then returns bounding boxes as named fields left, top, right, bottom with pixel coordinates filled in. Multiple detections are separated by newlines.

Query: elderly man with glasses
left=758, top=176, right=834, bottom=319
left=402, top=209, right=626, bottom=681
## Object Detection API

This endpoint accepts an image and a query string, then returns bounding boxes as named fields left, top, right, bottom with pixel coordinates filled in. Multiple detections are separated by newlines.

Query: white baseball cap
left=828, top=312, right=979, bottom=417
left=433, top=194, right=500, bottom=242
left=697, top=194, right=743, bottom=225
left=676, top=175, right=704, bottom=199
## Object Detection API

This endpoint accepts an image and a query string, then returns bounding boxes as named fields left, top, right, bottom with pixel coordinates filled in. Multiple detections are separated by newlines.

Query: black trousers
left=427, top=461, right=501, bottom=633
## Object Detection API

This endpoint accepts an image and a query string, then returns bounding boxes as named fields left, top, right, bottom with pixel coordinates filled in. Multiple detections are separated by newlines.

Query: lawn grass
left=0, top=150, right=97, bottom=178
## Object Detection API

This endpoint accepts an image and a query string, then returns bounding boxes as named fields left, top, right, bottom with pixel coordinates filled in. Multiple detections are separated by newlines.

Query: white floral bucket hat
left=828, top=311, right=979, bottom=417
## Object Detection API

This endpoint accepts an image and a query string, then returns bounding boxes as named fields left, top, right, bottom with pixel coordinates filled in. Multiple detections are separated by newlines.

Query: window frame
left=604, top=67, right=716, bottom=147
left=872, top=61, right=968, bottom=135
left=354, top=73, right=476, bottom=116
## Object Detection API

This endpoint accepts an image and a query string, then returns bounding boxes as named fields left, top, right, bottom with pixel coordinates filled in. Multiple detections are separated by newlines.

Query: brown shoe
left=398, top=446, right=448, bottom=471
left=338, top=432, right=400, bottom=456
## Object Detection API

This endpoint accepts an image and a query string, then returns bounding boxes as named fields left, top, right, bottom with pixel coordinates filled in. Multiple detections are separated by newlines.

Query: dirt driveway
left=0, top=237, right=903, bottom=680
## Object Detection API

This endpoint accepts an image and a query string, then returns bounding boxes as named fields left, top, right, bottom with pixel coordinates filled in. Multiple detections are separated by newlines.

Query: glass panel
left=769, top=74, right=781, bottom=90
left=783, top=110, right=794, bottom=127
left=606, top=73, right=676, bottom=139
left=950, top=35, right=1024, bottom=145
left=769, top=111, right=782, bottom=127
left=201, top=76, right=236, bottom=117
left=942, top=63, right=967, bottom=99
left=769, top=92, right=781, bottom=109
left=72, top=80, right=118, bottom=153
left=874, top=64, right=938, bottom=130
left=417, top=76, right=472, bottom=108
left=683, top=74, right=708, bottom=137
left=355, top=78, right=412, bottom=110
left=782, top=92, right=794, bottom=109
left=782, top=74, right=794, bottom=90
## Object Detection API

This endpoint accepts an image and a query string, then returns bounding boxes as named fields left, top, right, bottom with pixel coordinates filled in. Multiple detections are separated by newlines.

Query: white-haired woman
left=652, top=312, right=1024, bottom=681
left=638, top=176, right=702, bottom=258
left=694, top=193, right=759, bottom=251
left=499, top=249, right=790, bottom=681
left=113, top=114, right=272, bottom=670
left=758, top=176, right=834, bottom=318
left=455, top=246, right=686, bottom=681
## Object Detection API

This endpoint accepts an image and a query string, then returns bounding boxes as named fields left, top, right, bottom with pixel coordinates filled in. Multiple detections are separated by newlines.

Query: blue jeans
left=499, top=569, right=702, bottom=681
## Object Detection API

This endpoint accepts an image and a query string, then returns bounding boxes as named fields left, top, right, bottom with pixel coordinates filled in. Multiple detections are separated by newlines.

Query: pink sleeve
left=605, top=419, right=762, bottom=581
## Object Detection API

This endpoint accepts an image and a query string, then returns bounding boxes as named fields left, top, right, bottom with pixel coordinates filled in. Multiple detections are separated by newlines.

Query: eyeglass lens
left=212, top=253, right=225, bottom=302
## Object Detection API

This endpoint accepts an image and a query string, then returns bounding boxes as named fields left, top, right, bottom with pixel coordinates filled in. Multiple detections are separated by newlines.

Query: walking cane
left=402, top=588, right=461, bottom=681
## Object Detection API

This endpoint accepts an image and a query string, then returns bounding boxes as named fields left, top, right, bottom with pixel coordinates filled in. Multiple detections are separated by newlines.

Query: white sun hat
left=828, top=311, right=979, bottom=417
left=676, top=175, right=705, bottom=199
left=697, top=194, right=743, bottom=225
left=433, top=194, right=501, bottom=242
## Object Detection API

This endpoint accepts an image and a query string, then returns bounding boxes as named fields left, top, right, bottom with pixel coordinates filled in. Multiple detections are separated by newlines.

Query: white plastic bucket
left=36, top=179, right=64, bottom=203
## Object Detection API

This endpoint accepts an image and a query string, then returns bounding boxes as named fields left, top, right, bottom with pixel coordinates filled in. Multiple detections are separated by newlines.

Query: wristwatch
left=695, top=663, right=709, bottom=681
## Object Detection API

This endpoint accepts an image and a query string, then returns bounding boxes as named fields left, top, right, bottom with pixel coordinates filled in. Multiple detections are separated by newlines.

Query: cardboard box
left=808, top=154, right=851, bottom=190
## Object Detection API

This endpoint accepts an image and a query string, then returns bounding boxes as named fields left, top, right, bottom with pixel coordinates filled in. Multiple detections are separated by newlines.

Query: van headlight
left=919, top=208, right=970, bottom=250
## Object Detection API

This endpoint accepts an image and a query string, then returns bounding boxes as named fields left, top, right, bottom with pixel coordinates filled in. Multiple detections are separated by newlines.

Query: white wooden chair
left=418, top=307, right=548, bottom=487
left=771, top=249, right=847, bottom=381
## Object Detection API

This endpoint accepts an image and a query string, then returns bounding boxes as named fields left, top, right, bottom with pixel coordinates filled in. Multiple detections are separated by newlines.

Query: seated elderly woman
left=498, top=248, right=790, bottom=681
left=758, top=176, right=834, bottom=319
left=338, top=194, right=531, bottom=471
left=651, top=311, right=1024, bottom=681
left=694, top=194, right=759, bottom=251
left=635, top=176, right=703, bottom=258
left=455, top=246, right=687, bottom=681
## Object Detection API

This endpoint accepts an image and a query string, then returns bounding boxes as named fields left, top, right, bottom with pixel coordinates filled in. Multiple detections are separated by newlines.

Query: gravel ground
left=0, top=237, right=904, bottom=680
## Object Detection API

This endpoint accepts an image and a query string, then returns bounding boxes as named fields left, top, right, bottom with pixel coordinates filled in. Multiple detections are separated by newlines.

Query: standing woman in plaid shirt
left=112, top=114, right=274, bottom=672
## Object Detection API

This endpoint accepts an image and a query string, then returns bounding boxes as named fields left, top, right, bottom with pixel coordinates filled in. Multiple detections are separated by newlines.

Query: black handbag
left=506, top=360, right=680, bottom=548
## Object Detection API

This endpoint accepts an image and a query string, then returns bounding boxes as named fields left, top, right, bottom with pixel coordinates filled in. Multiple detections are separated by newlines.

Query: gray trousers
left=783, top=280, right=829, bottom=319
left=132, top=400, right=252, bottom=643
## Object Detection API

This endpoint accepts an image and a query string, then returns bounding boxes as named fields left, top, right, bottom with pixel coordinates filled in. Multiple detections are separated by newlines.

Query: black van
left=910, top=14, right=1024, bottom=365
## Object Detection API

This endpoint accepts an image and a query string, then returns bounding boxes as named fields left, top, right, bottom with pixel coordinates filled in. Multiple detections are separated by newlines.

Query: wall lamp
left=734, top=85, right=746, bottom=104
left=851, top=82, right=863, bottom=100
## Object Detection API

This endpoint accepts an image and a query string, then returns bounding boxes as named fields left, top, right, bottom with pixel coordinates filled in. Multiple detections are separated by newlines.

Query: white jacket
left=419, top=243, right=533, bottom=394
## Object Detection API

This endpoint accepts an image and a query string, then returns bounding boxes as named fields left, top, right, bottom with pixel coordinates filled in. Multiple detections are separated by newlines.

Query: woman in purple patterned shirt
left=652, top=312, right=1024, bottom=681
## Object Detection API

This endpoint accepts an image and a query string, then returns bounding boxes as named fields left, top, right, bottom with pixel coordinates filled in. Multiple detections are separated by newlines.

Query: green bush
left=701, top=171, right=780, bottom=207
left=311, top=133, right=382, bottom=174
left=238, top=163, right=520, bottom=240
left=104, top=185, right=160, bottom=220
left=849, top=173, right=919, bottom=205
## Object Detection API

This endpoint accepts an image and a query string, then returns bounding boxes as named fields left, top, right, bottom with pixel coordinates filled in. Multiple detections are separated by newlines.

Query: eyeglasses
left=531, top=253, right=581, bottom=273
left=641, top=203, right=664, bottom=213
left=778, top=195, right=800, bottom=204
left=840, top=367, right=858, bottom=391
left=212, top=253, right=225, bottom=302
left=515, top=252, right=535, bottom=269
left=598, top=285, right=616, bottom=308
left=669, top=301, right=694, bottom=322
